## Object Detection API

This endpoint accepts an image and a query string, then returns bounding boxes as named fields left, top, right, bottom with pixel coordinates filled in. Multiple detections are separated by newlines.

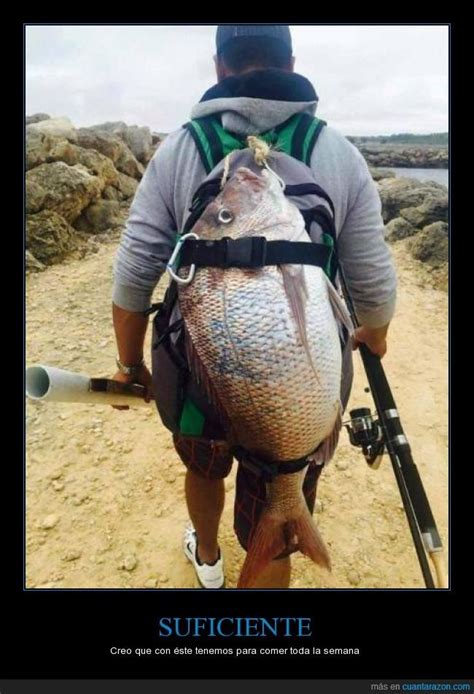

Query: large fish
left=178, top=166, right=352, bottom=588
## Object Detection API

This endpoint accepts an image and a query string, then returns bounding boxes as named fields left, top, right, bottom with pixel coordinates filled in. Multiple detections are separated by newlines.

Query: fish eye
left=217, top=208, right=234, bottom=224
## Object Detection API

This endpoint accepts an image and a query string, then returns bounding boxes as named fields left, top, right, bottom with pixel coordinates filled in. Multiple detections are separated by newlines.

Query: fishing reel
left=345, top=408, right=385, bottom=469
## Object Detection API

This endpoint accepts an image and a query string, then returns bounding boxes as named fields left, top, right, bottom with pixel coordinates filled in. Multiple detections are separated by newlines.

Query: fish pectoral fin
left=237, top=513, right=287, bottom=589
left=324, top=274, right=354, bottom=336
left=280, top=264, right=320, bottom=382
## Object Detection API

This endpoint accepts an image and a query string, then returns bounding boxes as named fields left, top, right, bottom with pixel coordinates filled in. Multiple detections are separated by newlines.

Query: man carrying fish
left=111, top=25, right=397, bottom=589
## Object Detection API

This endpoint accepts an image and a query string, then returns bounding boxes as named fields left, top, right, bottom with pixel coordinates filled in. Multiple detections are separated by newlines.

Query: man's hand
left=352, top=324, right=389, bottom=359
left=111, top=364, right=154, bottom=411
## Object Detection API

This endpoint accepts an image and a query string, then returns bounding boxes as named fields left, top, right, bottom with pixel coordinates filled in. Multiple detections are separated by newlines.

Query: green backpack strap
left=285, top=113, right=327, bottom=165
left=183, top=113, right=327, bottom=173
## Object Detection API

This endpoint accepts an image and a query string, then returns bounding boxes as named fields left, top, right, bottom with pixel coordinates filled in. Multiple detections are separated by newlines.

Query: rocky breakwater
left=358, top=143, right=448, bottom=169
left=374, top=172, right=448, bottom=290
left=26, top=114, right=161, bottom=272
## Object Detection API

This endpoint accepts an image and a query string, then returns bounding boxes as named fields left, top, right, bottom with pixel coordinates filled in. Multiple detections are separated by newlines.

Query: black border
left=4, top=16, right=469, bottom=682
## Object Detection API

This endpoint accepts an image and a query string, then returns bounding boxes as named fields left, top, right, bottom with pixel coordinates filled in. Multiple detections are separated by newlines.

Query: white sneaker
left=183, top=523, right=225, bottom=589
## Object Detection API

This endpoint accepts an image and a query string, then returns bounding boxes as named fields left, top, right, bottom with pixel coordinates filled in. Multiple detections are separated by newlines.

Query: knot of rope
left=246, top=136, right=271, bottom=166
left=220, top=135, right=284, bottom=190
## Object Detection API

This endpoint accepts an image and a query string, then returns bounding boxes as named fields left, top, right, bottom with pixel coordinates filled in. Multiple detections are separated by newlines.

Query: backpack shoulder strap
left=184, top=113, right=327, bottom=173
left=275, top=113, right=326, bottom=165
left=183, top=117, right=244, bottom=173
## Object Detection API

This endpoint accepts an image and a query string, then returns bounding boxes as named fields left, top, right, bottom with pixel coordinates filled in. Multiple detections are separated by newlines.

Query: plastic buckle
left=222, top=237, right=267, bottom=269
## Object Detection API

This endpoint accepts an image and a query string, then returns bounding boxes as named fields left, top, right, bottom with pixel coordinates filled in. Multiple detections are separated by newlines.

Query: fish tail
left=237, top=513, right=287, bottom=589
left=290, top=509, right=332, bottom=571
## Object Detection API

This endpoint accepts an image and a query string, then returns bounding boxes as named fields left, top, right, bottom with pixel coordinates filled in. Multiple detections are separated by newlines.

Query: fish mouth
left=232, top=167, right=268, bottom=191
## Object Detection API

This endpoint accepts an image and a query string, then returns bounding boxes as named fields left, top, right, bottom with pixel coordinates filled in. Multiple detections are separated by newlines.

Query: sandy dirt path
left=26, top=239, right=448, bottom=589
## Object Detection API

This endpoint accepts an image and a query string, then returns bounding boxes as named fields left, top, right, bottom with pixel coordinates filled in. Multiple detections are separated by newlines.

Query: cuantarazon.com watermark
left=371, top=684, right=472, bottom=691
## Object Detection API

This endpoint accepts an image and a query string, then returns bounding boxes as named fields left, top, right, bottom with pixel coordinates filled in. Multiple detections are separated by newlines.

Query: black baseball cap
left=216, top=25, right=292, bottom=54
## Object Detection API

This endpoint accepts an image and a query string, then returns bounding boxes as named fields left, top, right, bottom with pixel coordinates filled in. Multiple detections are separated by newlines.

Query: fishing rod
left=339, top=269, right=447, bottom=589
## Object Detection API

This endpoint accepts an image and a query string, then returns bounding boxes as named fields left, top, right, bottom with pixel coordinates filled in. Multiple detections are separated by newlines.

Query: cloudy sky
left=25, top=25, right=449, bottom=136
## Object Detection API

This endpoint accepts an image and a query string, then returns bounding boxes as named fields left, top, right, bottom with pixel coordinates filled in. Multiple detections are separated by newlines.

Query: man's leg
left=185, top=469, right=224, bottom=564
left=251, top=557, right=291, bottom=588
left=174, top=435, right=233, bottom=568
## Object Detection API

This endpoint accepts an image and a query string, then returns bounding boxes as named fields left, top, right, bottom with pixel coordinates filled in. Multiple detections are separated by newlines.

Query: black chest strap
left=178, top=236, right=331, bottom=271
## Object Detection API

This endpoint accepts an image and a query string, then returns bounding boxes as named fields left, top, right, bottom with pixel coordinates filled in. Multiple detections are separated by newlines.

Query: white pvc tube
left=26, top=365, right=151, bottom=407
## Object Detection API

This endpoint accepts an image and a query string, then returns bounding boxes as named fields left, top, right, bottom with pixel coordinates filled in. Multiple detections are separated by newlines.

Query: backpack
left=149, top=112, right=341, bottom=443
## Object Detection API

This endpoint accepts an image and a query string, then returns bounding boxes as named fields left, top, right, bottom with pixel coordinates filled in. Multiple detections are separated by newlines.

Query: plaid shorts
left=172, top=434, right=324, bottom=555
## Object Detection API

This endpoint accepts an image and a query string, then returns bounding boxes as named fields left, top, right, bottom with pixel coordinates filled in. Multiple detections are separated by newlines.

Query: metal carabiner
left=166, top=232, right=200, bottom=285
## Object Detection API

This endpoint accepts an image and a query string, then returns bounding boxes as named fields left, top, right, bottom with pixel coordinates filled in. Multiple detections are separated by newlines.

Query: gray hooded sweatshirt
left=113, top=75, right=396, bottom=329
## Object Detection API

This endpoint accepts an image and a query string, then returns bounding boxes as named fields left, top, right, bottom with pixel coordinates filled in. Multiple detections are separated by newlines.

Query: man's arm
left=111, top=304, right=152, bottom=408
left=337, top=149, right=397, bottom=358
left=111, top=137, right=178, bottom=402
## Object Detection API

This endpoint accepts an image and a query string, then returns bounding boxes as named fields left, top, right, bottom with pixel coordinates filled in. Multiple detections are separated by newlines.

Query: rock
left=377, top=177, right=447, bottom=224
left=46, top=138, right=79, bottom=166
left=80, top=125, right=144, bottom=179
left=27, top=116, right=78, bottom=143
left=424, top=221, right=448, bottom=236
left=121, top=124, right=153, bottom=164
left=41, top=514, right=59, bottom=529
left=49, top=469, right=63, bottom=480
left=409, top=224, right=448, bottom=266
left=52, top=481, right=65, bottom=492
left=46, top=143, right=120, bottom=189
left=315, top=499, right=324, bottom=513
left=89, top=120, right=129, bottom=136
left=120, top=554, right=137, bottom=571
left=26, top=130, right=58, bottom=170
left=335, top=459, right=349, bottom=471
left=152, top=132, right=162, bottom=145
left=385, top=217, right=417, bottom=241
left=115, top=146, right=145, bottom=180
left=75, top=148, right=119, bottom=188
left=347, top=569, right=361, bottom=586
left=26, top=177, right=47, bottom=213
left=26, top=210, right=79, bottom=264
left=400, top=194, right=448, bottom=228
left=115, top=171, right=138, bottom=199
left=87, top=121, right=152, bottom=163
left=102, top=185, right=121, bottom=201
left=26, top=113, right=51, bottom=125
left=356, top=143, right=448, bottom=169
left=62, top=549, right=82, bottom=561
left=25, top=250, right=45, bottom=273
left=76, top=128, right=124, bottom=163
left=26, top=162, right=102, bottom=223
left=74, top=200, right=122, bottom=233
left=145, top=578, right=157, bottom=588
left=370, top=167, right=395, bottom=182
